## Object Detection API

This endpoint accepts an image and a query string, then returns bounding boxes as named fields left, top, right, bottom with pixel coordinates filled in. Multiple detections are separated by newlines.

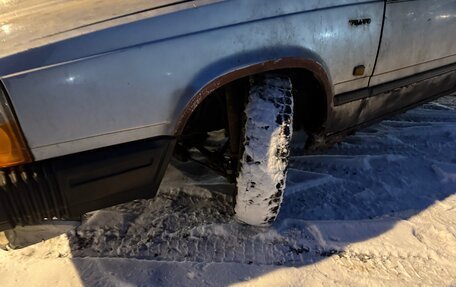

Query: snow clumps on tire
left=235, top=73, right=294, bottom=226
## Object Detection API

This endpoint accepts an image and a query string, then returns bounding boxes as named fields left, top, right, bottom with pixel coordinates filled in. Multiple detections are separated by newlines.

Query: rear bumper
left=0, top=137, right=175, bottom=231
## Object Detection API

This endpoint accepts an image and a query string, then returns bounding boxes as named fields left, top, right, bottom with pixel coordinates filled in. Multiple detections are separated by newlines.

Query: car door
left=370, top=0, right=456, bottom=86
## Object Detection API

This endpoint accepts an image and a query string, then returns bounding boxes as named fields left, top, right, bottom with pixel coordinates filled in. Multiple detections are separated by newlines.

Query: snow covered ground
left=0, top=96, right=455, bottom=287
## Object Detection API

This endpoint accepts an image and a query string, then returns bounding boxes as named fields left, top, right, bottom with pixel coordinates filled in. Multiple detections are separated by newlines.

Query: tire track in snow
left=63, top=97, right=456, bottom=280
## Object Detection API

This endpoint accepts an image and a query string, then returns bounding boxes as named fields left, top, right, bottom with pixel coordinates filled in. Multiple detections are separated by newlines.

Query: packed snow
left=0, top=96, right=455, bottom=286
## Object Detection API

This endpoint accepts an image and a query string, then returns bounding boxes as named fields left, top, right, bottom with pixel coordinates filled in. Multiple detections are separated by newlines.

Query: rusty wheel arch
left=174, top=57, right=334, bottom=136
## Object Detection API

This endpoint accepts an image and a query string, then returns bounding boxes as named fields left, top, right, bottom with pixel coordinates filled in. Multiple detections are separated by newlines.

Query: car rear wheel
left=234, top=73, right=294, bottom=226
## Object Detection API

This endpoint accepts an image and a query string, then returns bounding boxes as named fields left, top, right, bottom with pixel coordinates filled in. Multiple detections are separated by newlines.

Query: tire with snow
left=235, top=73, right=293, bottom=226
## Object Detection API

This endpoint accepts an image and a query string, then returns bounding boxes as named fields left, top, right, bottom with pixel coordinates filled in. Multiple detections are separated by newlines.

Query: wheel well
left=180, top=68, right=328, bottom=139
left=174, top=67, right=329, bottom=179
left=288, top=68, right=328, bottom=133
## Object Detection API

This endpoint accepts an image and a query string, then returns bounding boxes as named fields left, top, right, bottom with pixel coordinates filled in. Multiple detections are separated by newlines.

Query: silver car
left=0, top=0, right=455, bottom=240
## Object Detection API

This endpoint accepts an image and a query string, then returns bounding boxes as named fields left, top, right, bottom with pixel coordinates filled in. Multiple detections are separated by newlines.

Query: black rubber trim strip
left=334, top=62, right=456, bottom=106
left=327, top=86, right=456, bottom=145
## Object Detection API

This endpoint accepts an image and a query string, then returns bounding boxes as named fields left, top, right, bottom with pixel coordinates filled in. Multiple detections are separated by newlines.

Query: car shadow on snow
left=67, top=98, right=456, bottom=286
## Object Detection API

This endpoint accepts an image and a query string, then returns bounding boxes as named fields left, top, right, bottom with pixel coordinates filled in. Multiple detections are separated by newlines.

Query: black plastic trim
left=0, top=136, right=175, bottom=231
